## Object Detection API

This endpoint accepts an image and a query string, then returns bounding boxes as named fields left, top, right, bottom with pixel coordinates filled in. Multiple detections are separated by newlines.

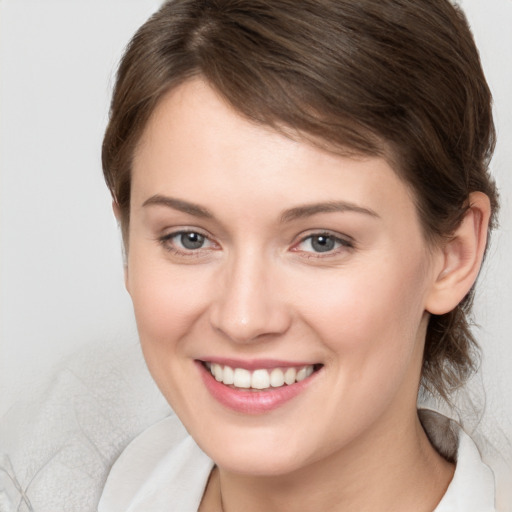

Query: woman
left=98, top=0, right=499, bottom=510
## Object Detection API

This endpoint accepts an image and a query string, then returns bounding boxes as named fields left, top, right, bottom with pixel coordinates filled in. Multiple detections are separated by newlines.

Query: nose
left=209, top=251, right=292, bottom=344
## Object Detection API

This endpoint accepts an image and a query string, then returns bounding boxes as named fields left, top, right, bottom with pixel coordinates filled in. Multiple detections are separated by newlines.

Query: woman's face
left=126, top=78, right=442, bottom=475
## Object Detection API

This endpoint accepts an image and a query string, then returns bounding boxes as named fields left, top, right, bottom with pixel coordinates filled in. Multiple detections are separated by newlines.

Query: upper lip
left=197, top=357, right=320, bottom=371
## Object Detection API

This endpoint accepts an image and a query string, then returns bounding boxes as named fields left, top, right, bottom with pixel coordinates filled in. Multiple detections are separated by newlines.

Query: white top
left=98, top=410, right=496, bottom=512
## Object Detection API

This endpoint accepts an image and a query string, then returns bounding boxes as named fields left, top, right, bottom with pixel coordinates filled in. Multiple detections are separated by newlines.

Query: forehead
left=131, top=78, right=419, bottom=228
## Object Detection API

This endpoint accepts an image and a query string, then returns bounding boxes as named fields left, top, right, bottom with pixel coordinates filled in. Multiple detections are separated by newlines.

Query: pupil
left=181, top=232, right=204, bottom=250
left=312, top=235, right=334, bottom=252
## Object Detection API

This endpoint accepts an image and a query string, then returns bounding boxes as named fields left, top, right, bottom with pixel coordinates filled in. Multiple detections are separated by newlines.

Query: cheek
left=126, top=250, right=212, bottom=356
left=295, top=257, right=429, bottom=387
left=285, top=262, right=430, bottom=452
left=126, top=253, right=219, bottom=412
left=302, top=261, right=425, bottom=337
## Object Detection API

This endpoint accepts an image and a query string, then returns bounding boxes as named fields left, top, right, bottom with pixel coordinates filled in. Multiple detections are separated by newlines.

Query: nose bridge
left=210, top=245, right=290, bottom=343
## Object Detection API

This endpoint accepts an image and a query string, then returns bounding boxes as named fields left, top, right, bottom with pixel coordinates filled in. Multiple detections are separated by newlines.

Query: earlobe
left=425, top=192, right=491, bottom=315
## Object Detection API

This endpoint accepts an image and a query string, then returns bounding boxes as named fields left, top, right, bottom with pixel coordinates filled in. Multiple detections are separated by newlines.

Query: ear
left=112, top=201, right=130, bottom=291
left=425, top=192, right=491, bottom=315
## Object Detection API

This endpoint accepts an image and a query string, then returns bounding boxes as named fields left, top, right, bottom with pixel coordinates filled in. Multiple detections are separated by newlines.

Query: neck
left=203, top=410, right=454, bottom=512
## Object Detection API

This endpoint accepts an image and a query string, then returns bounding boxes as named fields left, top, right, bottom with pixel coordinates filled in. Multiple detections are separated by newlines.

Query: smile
left=205, top=362, right=315, bottom=390
left=197, top=360, right=323, bottom=414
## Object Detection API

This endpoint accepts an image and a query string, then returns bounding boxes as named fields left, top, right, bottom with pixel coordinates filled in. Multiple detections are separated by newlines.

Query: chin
left=193, top=423, right=316, bottom=476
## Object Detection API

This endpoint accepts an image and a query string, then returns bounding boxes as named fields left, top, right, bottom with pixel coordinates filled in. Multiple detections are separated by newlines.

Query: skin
left=123, top=78, right=490, bottom=512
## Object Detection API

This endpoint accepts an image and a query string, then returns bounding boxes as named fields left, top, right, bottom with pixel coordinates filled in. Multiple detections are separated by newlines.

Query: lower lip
left=197, top=361, right=319, bottom=414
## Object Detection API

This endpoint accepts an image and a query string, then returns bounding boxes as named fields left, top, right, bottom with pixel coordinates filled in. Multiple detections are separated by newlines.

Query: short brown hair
left=102, top=0, right=498, bottom=401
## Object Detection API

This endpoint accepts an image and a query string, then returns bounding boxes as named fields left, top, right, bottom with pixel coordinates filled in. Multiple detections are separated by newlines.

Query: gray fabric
left=0, top=342, right=169, bottom=512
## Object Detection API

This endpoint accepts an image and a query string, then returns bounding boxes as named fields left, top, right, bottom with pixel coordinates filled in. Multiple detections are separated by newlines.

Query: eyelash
left=157, top=230, right=354, bottom=258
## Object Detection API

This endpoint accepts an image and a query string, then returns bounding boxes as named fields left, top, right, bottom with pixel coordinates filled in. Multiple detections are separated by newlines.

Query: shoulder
left=420, top=409, right=496, bottom=512
left=98, top=414, right=214, bottom=512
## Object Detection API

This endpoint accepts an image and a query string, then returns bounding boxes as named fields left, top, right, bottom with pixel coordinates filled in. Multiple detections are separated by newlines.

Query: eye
left=294, top=232, right=353, bottom=255
left=177, top=232, right=207, bottom=250
left=159, top=230, right=216, bottom=254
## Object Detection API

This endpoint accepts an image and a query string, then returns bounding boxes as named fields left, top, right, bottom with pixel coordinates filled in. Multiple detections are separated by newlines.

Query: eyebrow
left=142, top=195, right=379, bottom=222
left=142, top=195, right=213, bottom=218
left=280, top=201, right=380, bottom=222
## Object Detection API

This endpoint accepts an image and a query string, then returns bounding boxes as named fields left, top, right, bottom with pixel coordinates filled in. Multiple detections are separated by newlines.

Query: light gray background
left=1, top=0, right=511, bottom=439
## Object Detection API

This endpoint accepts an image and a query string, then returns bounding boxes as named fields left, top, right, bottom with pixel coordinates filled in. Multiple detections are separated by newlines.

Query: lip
left=196, top=360, right=321, bottom=414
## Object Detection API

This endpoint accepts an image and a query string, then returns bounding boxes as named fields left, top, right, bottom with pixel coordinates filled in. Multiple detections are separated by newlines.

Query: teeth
left=233, top=368, right=251, bottom=388
left=206, top=363, right=316, bottom=390
left=223, top=365, right=234, bottom=385
left=251, top=369, right=270, bottom=389
left=284, top=367, right=297, bottom=385
left=270, top=368, right=285, bottom=387
left=296, top=367, right=308, bottom=382
left=213, top=364, right=223, bottom=382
